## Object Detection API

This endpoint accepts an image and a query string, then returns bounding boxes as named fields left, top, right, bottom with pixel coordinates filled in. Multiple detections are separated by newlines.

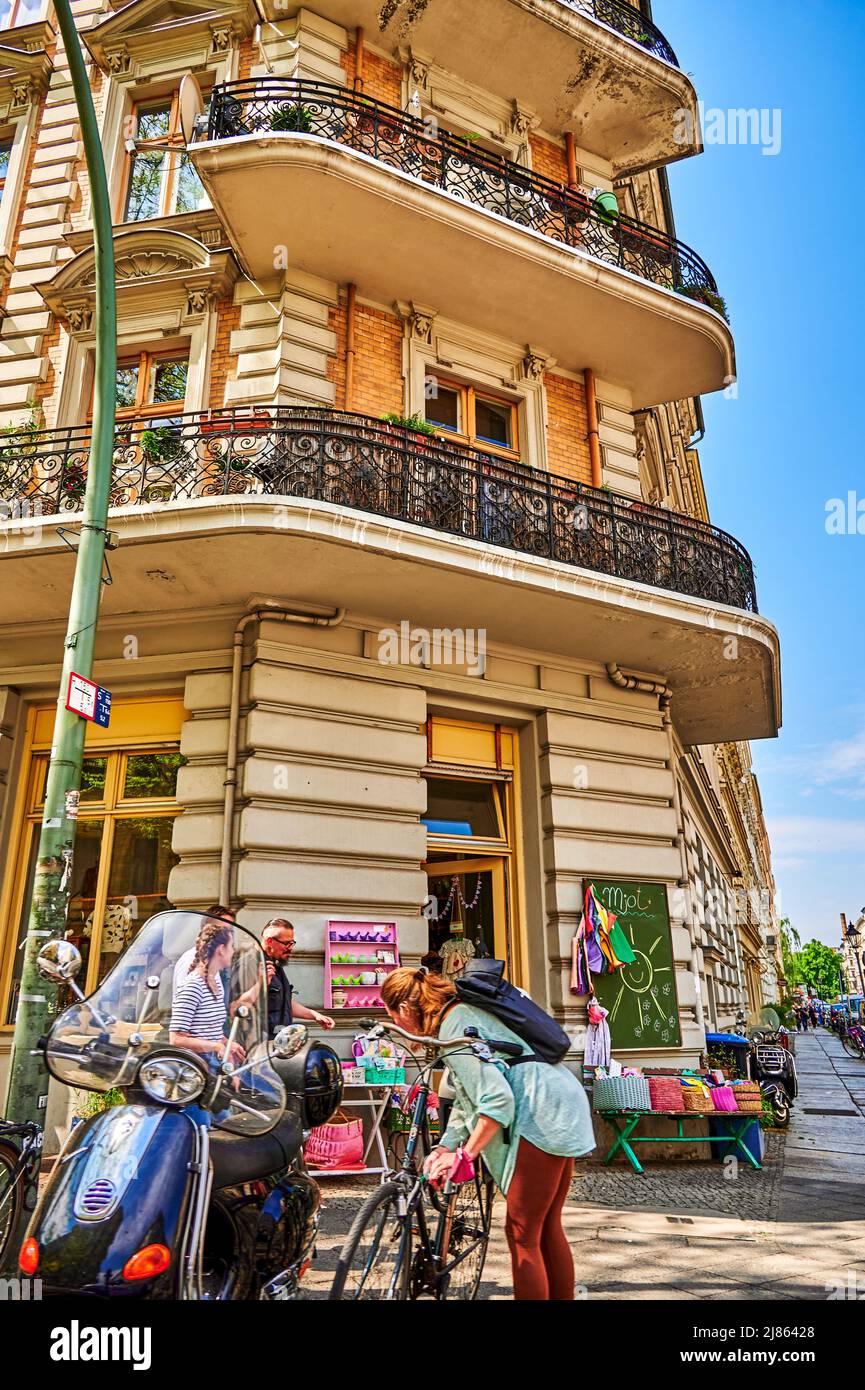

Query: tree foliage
left=788, top=939, right=845, bottom=1000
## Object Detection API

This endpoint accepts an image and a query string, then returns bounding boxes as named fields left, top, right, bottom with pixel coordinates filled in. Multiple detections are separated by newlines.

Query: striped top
left=170, top=971, right=227, bottom=1044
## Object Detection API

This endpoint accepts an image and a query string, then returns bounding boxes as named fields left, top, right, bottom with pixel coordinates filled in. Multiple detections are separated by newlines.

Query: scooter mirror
left=37, top=938, right=83, bottom=984
left=145, top=975, right=160, bottom=990
left=272, top=1023, right=308, bottom=1059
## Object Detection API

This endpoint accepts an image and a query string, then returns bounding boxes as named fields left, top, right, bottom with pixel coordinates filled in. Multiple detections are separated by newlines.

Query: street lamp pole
left=2, top=0, right=116, bottom=1137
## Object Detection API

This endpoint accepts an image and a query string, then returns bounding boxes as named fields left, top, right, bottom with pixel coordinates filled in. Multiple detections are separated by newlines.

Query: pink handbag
left=711, top=1085, right=739, bottom=1113
left=304, top=1110, right=365, bottom=1168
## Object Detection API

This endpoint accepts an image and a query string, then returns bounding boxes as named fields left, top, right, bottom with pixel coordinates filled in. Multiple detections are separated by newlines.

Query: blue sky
left=653, top=0, right=865, bottom=948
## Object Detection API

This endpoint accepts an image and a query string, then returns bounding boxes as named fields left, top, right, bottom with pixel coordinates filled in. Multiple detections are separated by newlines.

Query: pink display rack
left=324, top=920, right=400, bottom=1011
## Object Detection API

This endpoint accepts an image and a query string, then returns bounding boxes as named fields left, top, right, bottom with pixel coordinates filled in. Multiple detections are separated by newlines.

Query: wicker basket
left=648, top=1076, right=685, bottom=1112
left=682, top=1084, right=714, bottom=1113
left=593, top=1075, right=651, bottom=1112
left=732, top=1083, right=763, bottom=1114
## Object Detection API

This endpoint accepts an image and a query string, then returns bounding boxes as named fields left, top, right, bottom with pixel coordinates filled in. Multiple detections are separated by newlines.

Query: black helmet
left=277, top=1040, right=343, bottom=1129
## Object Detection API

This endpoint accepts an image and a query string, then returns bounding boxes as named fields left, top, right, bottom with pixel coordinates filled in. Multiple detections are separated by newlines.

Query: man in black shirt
left=262, top=918, right=335, bottom=1039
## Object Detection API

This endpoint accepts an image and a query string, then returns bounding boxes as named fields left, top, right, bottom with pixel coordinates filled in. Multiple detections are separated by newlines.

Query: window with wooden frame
left=3, top=746, right=183, bottom=1022
left=121, top=89, right=209, bottom=223
left=0, top=0, right=44, bottom=31
left=110, top=349, right=190, bottom=419
left=425, top=377, right=520, bottom=460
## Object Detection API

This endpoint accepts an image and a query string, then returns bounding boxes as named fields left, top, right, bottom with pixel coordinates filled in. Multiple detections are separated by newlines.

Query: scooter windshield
left=45, top=910, right=286, bottom=1136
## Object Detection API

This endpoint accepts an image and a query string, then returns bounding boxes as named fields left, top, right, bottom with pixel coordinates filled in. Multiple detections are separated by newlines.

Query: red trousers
left=504, top=1139, right=575, bottom=1300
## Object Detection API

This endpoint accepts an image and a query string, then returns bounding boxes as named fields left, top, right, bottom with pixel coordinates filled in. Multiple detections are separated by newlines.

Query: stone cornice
left=0, top=23, right=55, bottom=113
left=84, top=0, right=256, bottom=74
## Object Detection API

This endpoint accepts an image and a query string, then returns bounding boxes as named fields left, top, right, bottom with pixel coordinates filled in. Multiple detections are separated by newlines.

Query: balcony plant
left=381, top=412, right=436, bottom=436
left=675, top=283, right=730, bottom=323
left=270, top=103, right=313, bottom=133
left=140, top=424, right=182, bottom=466
left=0, top=402, right=41, bottom=498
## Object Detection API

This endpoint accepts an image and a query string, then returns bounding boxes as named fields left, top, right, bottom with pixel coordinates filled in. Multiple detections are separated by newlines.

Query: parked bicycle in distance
left=329, top=1018, right=522, bottom=1300
left=0, top=1119, right=42, bottom=1268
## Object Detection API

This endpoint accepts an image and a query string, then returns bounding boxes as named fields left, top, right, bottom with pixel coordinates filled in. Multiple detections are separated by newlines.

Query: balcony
left=190, top=82, right=733, bottom=407
left=0, top=408, right=778, bottom=743
left=264, top=1, right=698, bottom=176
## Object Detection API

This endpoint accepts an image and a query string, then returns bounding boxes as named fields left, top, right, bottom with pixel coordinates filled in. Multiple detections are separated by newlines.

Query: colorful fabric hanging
left=570, top=882, right=636, bottom=995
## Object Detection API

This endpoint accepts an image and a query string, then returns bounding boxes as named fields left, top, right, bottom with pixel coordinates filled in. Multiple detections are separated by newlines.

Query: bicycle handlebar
left=361, top=1018, right=526, bottom=1059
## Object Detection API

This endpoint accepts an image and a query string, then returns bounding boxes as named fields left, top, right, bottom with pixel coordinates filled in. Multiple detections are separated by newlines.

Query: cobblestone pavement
left=306, top=1030, right=865, bottom=1300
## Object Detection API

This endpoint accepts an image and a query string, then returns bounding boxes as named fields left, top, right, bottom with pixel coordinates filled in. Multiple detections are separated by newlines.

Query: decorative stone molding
left=521, top=346, right=551, bottom=381
left=0, top=22, right=54, bottom=111
left=510, top=101, right=537, bottom=141
left=85, top=0, right=257, bottom=76
left=399, top=47, right=430, bottom=92
left=395, top=300, right=438, bottom=344
left=41, top=228, right=240, bottom=331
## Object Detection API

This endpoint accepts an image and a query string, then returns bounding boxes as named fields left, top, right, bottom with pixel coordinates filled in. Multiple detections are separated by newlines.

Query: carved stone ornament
left=395, top=300, right=437, bottom=343
left=510, top=101, right=536, bottom=140
left=105, top=46, right=131, bottom=75
left=81, top=250, right=198, bottom=288
left=522, top=348, right=547, bottom=381
left=185, top=288, right=212, bottom=318
left=10, top=79, right=35, bottom=110
left=66, top=303, right=94, bottom=335
left=210, top=23, right=234, bottom=54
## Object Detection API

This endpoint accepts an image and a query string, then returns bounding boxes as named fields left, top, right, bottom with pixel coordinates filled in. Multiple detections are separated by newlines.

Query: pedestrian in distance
left=381, top=966, right=595, bottom=1301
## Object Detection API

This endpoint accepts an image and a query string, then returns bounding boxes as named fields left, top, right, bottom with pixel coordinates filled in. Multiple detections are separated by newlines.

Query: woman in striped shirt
left=170, top=919, right=245, bottom=1070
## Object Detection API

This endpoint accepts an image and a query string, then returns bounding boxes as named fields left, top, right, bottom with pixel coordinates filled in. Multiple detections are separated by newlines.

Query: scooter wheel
left=772, top=1100, right=790, bottom=1128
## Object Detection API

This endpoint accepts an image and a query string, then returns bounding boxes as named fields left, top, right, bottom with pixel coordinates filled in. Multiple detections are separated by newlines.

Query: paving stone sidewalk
left=307, top=1029, right=865, bottom=1299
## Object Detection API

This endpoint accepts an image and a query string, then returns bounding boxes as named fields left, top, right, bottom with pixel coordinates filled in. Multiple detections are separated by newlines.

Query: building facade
left=0, top=0, right=782, bottom=1136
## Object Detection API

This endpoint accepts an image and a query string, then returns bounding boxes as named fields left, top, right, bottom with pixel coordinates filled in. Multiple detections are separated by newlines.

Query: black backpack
left=453, top=960, right=571, bottom=1066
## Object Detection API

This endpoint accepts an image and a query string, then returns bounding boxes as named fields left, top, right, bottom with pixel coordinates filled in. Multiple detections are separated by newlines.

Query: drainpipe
left=606, top=664, right=707, bottom=1036
left=345, top=282, right=357, bottom=411
left=584, top=367, right=603, bottom=489
left=565, top=132, right=578, bottom=189
left=686, top=395, right=705, bottom=449
left=354, top=26, right=365, bottom=91
left=220, top=602, right=346, bottom=906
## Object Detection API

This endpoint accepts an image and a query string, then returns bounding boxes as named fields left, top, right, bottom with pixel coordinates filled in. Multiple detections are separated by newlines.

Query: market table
left=597, top=1108, right=762, bottom=1176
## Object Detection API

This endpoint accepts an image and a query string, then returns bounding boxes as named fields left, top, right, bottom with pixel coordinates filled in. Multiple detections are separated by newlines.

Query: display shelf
left=324, top=919, right=400, bottom=1010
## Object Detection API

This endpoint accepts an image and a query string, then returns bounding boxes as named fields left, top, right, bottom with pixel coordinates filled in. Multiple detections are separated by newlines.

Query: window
left=113, top=349, right=189, bottom=418
left=425, top=379, right=519, bottom=459
left=4, top=747, right=184, bottom=1021
left=122, top=92, right=208, bottom=222
left=0, top=0, right=43, bottom=30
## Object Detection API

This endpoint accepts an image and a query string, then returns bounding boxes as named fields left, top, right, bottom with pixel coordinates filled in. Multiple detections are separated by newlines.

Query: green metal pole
left=2, top=0, right=116, bottom=1138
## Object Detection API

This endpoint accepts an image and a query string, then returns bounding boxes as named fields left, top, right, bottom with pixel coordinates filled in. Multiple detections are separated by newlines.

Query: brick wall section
left=340, top=48, right=402, bottom=107
left=237, top=36, right=256, bottom=81
left=329, top=291, right=403, bottom=417
left=529, top=132, right=569, bottom=186
left=208, top=298, right=242, bottom=409
left=545, top=371, right=591, bottom=484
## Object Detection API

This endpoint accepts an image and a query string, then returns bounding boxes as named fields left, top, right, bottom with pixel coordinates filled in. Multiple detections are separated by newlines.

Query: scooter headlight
left=139, top=1056, right=206, bottom=1105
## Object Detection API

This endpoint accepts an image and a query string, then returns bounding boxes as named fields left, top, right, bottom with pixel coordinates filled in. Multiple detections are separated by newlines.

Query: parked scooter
left=18, top=909, right=343, bottom=1299
left=748, top=1028, right=798, bottom=1128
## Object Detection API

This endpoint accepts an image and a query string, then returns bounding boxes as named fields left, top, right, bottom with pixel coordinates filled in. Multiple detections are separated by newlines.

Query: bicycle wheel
left=841, top=1034, right=865, bottom=1059
left=0, top=1143, right=23, bottom=1267
left=329, top=1181, right=413, bottom=1301
left=436, top=1171, right=496, bottom=1301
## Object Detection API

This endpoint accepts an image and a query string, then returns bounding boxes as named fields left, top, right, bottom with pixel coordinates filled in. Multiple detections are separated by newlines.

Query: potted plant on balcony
left=675, top=283, right=730, bottom=323
left=381, top=412, right=436, bottom=436
left=0, top=402, right=41, bottom=500
left=270, top=102, right=313, bottom=133
left=140, top=424, right=182, bottom=466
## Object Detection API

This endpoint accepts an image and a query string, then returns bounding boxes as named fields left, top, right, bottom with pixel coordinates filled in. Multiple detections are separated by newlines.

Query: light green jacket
left=438, top=1002, right=595, bottom=1194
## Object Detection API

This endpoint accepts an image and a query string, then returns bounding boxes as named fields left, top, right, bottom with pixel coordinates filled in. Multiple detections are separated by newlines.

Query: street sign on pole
left=65, top=672, right=111, bottom=727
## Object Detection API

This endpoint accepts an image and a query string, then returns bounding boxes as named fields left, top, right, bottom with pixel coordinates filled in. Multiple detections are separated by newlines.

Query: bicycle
left=0, top=1119, right=43, bottom=1266
left=329, top=1019, right=521, bottom=1301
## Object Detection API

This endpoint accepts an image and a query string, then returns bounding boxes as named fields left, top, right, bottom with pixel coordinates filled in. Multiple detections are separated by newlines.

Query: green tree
left=791, top=939, right=844, bottom=1001
left=778, top=917, right=801, bottom=985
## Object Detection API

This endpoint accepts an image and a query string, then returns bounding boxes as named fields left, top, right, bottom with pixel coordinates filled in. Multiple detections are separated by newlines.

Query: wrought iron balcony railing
left=206, top=82, right=720, bottom=310
left=0, top=407, right=757, bottom=612
left=564, top=0, right=678, bottom=66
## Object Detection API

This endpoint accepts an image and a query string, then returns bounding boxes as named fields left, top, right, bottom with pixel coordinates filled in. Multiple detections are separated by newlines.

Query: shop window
left=3, top=747, right=183, bottom=1023
left=425, top=378, right=519, bottom=460
left=0, top=0, right=43, bottom=29
left=112, top=349, right=189, bottom=419
left=122, top=91, right=209, bottom=222
left=423, top=776, right=505, bottom=842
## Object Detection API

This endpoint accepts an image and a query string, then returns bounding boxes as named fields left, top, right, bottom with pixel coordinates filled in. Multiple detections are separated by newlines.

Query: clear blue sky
left=654, top=0, right=865, bottom=949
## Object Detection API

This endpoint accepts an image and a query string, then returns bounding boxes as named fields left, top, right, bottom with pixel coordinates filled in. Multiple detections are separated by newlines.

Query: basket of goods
left=731, top=1082, right=763, bottom=1114
left=681, top=1078, right=715, bottom=1113
left=592, top=1074, right=651, bottom=1112
left=710, top=1084, right=739, bottom=1113
left=648, top=1075, right=685, bottom=1112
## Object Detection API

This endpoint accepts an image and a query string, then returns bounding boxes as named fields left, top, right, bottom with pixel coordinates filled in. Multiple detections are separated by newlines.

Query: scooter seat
left=209, top=1112, right=303, bottom=1189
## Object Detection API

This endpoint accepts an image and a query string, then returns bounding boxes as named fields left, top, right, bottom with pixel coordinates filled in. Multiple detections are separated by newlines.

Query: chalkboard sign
left=588, top=880, right=681, bottom=1050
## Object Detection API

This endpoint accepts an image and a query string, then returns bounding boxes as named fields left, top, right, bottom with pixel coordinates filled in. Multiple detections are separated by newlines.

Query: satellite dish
left=179, top=72, right=205, bottom=145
